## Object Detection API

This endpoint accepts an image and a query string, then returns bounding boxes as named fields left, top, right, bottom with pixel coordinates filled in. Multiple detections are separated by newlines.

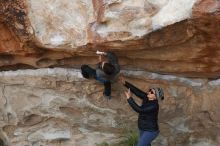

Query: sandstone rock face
left=3, top=0, right=220, bottom=78
left=0, top=68, right=219, bottom=146
left=26, top=0, right=196, bottom=47
left=0, top=0, right=220, bottom=146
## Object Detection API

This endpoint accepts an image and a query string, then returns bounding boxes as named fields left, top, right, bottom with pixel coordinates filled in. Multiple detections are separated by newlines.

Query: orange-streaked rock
left=0, top=0, right=220, bottom=79
left=0, top=23, right=21, bottom=53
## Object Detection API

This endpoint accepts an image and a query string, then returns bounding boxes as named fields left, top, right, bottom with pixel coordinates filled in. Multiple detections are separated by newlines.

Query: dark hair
left=103, top=63, right=115, bottom=75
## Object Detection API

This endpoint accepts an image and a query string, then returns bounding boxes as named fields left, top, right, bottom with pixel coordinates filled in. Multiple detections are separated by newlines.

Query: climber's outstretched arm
left=96, top=50, right=107, bottom=62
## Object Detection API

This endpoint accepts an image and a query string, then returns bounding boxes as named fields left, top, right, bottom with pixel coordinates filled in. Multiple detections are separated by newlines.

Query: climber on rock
left=119, top=76, right=164, bottom=146
left=81, top=50, right=120, bottom=99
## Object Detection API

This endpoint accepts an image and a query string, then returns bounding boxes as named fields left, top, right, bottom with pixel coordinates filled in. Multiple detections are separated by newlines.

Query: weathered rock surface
left=0, top=68, right=219, bottom=146
left=0, top=0, right=220, bottom=146
left=0, top=0, right=220, bottom=78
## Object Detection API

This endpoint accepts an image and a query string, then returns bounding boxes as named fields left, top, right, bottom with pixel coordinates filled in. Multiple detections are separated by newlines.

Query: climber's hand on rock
left=96, top=50, right=106, bottom=55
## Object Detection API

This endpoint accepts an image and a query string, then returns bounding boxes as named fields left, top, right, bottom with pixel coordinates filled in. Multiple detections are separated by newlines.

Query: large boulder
left=1, top=0, right=220, bottom=78
left=0, top=0, right=220, bottom=145
left=0, top=68, right=219, bottom=145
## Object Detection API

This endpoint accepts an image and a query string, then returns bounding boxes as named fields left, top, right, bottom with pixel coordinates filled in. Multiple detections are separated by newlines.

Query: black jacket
left=96, top=52, right=120, bottom=82
left=124, top=81, right=159, bottom=131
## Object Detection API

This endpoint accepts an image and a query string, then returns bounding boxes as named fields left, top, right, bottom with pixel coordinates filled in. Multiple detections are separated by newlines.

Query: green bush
left=113, top=130, right=138, bottom=146
left=96, top=141, right=109, bottom=146
left=125, top=130, right=138, bottom=146
left=95, top=130, right=138, bottom=146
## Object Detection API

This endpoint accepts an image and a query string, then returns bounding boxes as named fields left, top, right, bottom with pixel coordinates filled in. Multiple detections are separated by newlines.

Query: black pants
left=81, top=65, right=111, bottom=97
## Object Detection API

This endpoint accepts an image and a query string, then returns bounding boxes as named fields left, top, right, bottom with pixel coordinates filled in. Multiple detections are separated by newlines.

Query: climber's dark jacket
left=96, top=52, right=120, bottom=83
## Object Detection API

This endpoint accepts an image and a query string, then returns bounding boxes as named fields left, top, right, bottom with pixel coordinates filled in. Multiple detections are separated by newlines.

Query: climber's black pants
left=81, top=65, right=111, bottom=97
